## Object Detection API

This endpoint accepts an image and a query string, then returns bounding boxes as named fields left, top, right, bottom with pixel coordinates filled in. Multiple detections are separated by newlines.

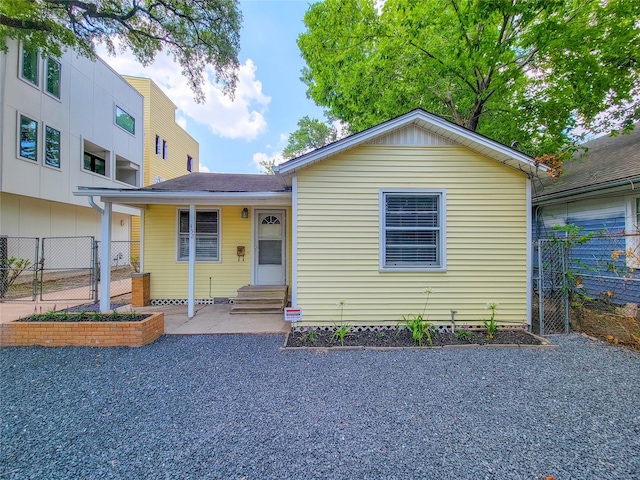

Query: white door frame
left=252, top=209, right=287, bottom=285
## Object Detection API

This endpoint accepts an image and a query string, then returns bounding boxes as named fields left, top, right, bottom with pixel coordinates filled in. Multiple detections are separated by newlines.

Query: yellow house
left=122, top=76, right=200, bottom=248
left=75, top=110, right=549, bottom=327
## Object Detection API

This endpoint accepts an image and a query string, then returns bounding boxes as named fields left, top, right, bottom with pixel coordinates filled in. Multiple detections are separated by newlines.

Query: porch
left=120, top=302, right=290, bottom=335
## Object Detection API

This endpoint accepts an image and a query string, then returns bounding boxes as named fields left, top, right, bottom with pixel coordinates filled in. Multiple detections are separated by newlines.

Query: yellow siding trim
left=295, top=145, right=528, bottom=326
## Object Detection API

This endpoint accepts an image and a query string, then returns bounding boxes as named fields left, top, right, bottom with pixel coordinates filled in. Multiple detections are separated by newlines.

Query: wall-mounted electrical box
left=237, top=246, right=245, bottom=260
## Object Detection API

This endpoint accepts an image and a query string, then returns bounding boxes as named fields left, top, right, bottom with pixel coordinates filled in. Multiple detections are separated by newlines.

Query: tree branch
left=0, top=14, right=52, bottom=32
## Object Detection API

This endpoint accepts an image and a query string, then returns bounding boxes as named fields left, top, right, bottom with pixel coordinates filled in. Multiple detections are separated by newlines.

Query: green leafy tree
left=282, top=116, right=338, bottom=160
left=0, top=0, right=242, bottom=101
left=298, top=0, right=640, bottom=157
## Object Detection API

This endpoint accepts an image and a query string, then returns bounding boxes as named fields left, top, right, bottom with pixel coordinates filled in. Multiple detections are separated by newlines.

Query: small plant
left=401, top=314, right=434, bottom=347
left=331, top=323, right=352, bottom=346
left=126, top=310, right=139, bottom=320
left=483, top=302, right=499, bottom=340
left=0, top=256, right=32, bottom=297
left=456, top=326, right=472, bottom=342
left=130, top=255, right=140, bottom=273
left=400, top=287, right=435, bottom=346
left=109, top=310, right=120, bottom=320
left=300, top=327, right=318, bottom=344
left=376, top=331, right=386, bottom=341
left=92, top=311, right=102, bottom=321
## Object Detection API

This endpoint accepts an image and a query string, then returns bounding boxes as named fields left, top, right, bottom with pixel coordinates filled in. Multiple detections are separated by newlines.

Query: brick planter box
left=0, top=312, right=164, bottom=347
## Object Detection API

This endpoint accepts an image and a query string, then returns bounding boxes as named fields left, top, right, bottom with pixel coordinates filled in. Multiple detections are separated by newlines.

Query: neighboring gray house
left=533, top=125, right=640, bottom=304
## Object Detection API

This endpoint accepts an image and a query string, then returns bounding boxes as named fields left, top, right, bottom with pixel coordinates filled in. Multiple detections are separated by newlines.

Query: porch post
left=188, top=204, right=196, bottom=318
left=291, top=175, right=298, bottom=306
left=526, top=177, right=532, bottom=330
left=100, top=201, right=112, bottom=313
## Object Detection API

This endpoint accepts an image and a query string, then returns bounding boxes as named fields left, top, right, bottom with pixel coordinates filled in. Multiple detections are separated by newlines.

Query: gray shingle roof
left=140, top=173, right=289, bottom=193
left=534, top=125, right=640, bottom=200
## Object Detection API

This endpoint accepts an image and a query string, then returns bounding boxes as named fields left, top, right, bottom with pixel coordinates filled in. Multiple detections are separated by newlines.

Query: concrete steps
left=231, top=285, right=288, bottom=314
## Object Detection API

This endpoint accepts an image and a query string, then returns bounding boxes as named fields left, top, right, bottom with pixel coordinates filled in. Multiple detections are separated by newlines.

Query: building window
left=84, top=152, right=106, bottom=176
left=187, top=155, right=193, bottom=172
left=44, top=126, right=61, bottom=168
left=18, top=114, right=38, bottom=161
left=178, top=210, right=219, bottom=261
left=155, top=135, right=162, bottom=155
left=115, top=106, right=135, bottom=135
left=45, top=57, right=61, bottom=98
left=162, top=140, right=168, bottom=160
left=380, top=191, right=446, bottom=270
left=21, top=46, right=39, bottom=85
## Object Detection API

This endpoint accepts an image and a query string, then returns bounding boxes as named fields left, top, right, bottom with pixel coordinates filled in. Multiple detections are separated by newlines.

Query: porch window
left=380, top=190, right=446, bottom=270
left=178, top=210, right=219, bottom=261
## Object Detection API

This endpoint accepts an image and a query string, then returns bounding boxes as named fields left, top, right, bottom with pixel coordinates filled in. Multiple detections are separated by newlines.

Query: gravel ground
left=1, top=333, right=638, bottom=480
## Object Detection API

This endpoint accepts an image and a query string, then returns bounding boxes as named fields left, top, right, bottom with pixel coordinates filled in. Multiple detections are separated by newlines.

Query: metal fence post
left=562, top=240, right=570, bottom=333
left=538, top=239, right=545, bottom=336
left=93, top=240, right=99, bottom=302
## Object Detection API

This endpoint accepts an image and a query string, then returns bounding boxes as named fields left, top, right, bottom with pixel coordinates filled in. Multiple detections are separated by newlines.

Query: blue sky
left=101, top=1, right=324, bottom=174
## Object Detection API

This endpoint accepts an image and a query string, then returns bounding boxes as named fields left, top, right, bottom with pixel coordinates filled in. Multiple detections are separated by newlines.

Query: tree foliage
left=0, top=0, right=242, bottom=101
left=282, top=116, right=338, bottom=160
left=298, top=0, right=640, bottom=157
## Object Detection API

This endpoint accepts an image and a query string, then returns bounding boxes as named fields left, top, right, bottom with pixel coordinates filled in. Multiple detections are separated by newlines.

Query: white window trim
left=114, top=104, right=136, bottom=136
left=625, top=195, right=640, bottom=268
left=16, top=111, right=39, bottom=163
left=176, top=208, right=221, bottom=263
left=44, top=56, right=62, bottom=100
left=18, top=44, right=40, bottom=89
left=43, top=124, right=61, bottom=170
left=379, top=189, right=447, bottom=272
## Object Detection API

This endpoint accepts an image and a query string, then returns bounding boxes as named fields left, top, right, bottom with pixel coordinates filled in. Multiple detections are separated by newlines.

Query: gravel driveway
left=1, top=334, right=638, bottom=479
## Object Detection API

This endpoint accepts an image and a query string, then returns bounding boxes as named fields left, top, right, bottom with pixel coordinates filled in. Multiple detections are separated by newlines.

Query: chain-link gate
left=39, top=236, right=96, bottom=301
left=532, top=239, right=569, bottom=335
left=0, top=236, right=40, bottom=301
left=94, top=241, right=139, bottom=298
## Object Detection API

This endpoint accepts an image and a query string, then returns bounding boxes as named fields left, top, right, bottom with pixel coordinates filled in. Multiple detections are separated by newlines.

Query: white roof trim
left=73, top=188, right=292, bottom=207
left=274, top=109, right=549, bottom=181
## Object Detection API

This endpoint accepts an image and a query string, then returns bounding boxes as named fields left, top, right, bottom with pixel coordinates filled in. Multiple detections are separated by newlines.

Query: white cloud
left=252, top=151, right=285, bottom=173
left=176, top=114, right=187, bottom=130
left=199, top=162, right=211, bottom=173
left=98, top=47, right=270, bottom=141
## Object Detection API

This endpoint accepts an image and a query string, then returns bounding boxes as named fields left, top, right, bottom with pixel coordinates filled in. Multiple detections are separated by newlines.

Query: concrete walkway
left=117, top=303, right=290, bottom=335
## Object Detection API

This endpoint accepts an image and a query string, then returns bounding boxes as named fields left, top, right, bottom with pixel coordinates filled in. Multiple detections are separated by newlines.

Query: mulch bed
left=285, top=328, right=544, bottom=348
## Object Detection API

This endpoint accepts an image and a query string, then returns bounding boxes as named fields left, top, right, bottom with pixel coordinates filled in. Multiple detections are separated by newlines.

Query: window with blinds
left=178, top=210, right=219, bottom=261
left=381, top=191, right=445, bottom=269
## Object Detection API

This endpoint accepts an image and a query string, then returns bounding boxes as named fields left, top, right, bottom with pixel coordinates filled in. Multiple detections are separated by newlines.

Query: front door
left=254, top=210, right=286, bottom=285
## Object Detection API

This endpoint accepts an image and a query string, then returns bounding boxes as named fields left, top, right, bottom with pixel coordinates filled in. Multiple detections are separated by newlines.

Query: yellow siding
left=143, top=205, right=292, bottom=299
left=130, top=216, right=140, bottom=242
left=123, top=77, right=199, bottom=187
left=296, top=145, right=528, bottom=326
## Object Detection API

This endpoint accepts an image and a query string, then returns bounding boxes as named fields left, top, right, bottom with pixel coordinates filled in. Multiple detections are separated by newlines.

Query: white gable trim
left=275, top=109, right=549, bottom=183
left=363, top=124, right=457, bottom=147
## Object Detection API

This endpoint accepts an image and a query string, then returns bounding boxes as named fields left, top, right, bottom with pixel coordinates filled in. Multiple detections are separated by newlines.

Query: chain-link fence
left=533, top=239, right=569, bottom=335
left=39, top=236, right=96, bottom=301
left=2, top=236, right=140, bottom=303
left=0, top=236, right=40, bottom=301
left=95, top=240, right=140, bottom=298
left=533, top=232, right=640, bottom=335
